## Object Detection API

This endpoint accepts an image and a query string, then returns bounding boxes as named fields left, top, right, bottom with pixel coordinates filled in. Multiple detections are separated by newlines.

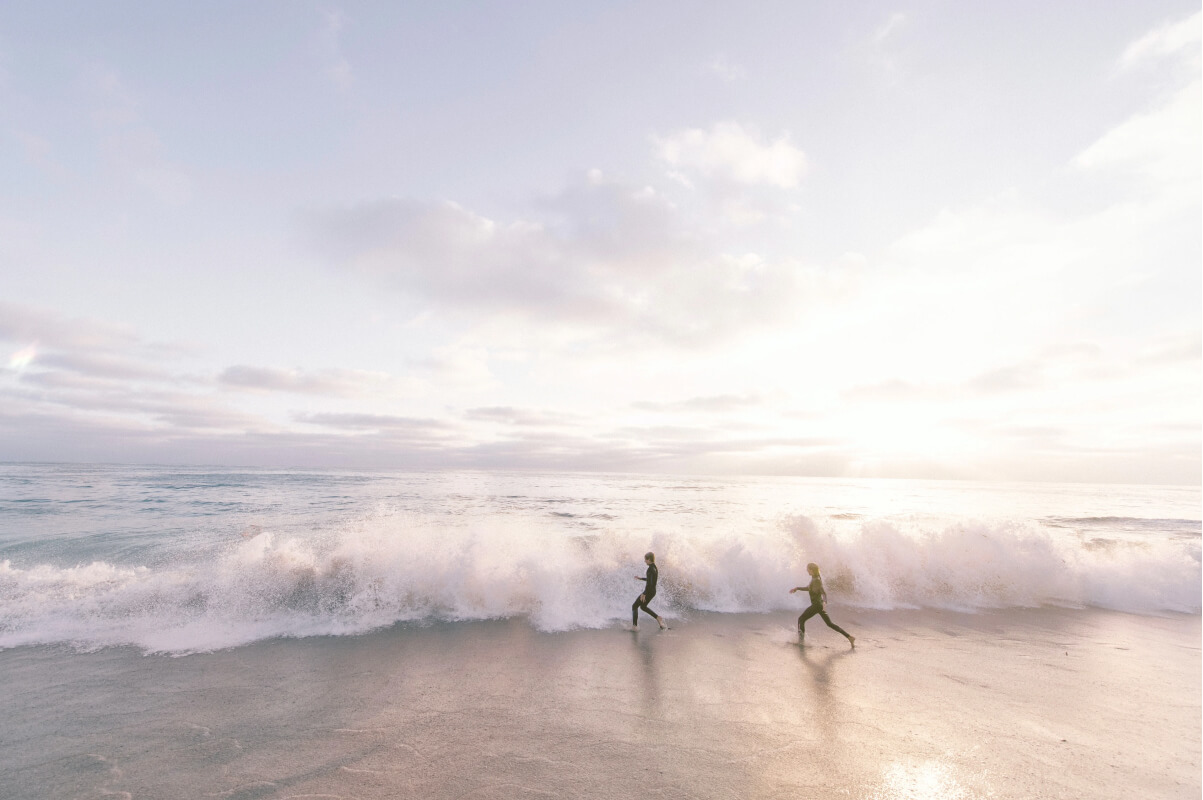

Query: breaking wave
left=0, top=512, right=1198, bottom=654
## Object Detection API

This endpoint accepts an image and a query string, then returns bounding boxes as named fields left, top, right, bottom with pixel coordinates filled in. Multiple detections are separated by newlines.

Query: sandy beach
left=2, top=606, right=1197, bottom=799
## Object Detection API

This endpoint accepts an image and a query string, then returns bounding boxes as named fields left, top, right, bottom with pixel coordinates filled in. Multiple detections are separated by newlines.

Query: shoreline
left=2, top=606, right=1198, bottom=799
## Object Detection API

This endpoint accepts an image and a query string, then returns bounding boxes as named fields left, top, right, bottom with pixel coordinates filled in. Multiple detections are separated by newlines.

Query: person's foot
left=658, top=619, right=668, bottom=630
left=848, top=635, right=856, bottom=649
left=630, top=624, right=638, bottom=631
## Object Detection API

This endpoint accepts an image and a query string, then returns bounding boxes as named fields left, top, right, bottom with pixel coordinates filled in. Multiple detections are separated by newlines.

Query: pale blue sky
left=1, top=2, right=1199, bottom=482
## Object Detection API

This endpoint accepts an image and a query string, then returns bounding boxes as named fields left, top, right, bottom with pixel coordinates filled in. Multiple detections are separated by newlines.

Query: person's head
left=806, top=562, right=820, bottom=577
left=645, top=552, right=655, bottom=564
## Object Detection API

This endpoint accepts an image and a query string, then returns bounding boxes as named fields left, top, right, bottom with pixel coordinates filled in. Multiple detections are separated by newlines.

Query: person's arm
left=635, top=575, right=646, bottom=581
left=788, top=586, right=806, bottom=593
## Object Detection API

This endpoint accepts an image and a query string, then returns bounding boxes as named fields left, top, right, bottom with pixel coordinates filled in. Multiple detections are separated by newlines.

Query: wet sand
left=1, top=607, right=1198, bottom=799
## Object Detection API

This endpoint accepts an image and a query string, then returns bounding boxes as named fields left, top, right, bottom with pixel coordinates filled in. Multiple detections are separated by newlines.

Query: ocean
left=2, top=464, right=1199, bottom=799
left=1, top=463, right=1198, bottom=654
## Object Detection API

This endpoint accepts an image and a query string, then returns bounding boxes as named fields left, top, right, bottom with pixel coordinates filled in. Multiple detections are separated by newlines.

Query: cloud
left=306, top=198, right=612, bottom=317
left=12, top=130, right=69, bottom=179
left=0, top=398, right=834, bottom=475
left=868, top=73, right=1197, bottom=385
left=962, top=344, right=1123, bottom=395
left=654, top=122, right=807, bottom=189
left=318, top=8, right=353, bottom=91
left=84, top=64, right=192, bottom=205
left=872, top=12, right=907, bottom=45
left=295, top=412, right=453, bottom=435
left=1119, top=11, right=1201, bottom=70
left=447, top=424, right=842, bottom=474
left=1087, top=13, right=1202, bottom=193
left=2, top=379, right=263, bottom=433
left=36, top=351, right=176, bottom=382
left=841, top=379, right=934, bottom=403
left=0, top=302, right=197, bottom=392
left=462, top=406, right=577, bottom=426
left=632, top=394, right=762, bottom=413
left=135, top=395, right=263, bottom=431
left=0, top=302, right=265, bottom=439
left=17, top=370, right=123, bottom=391
left=534, top=172, right=686, bottom=264
left=304, top=176, right=815, bottom=347
left=706, top=55, right=747, bottom=83
left=852, top=33, right=1196, bottom=402
left=218, top=365, right=405, bottom=397
left=1135, top=333, right=1201, bottom=366
left=0, top=301, right=140, bottom=352
left=864, top=11, right=913, bottom=82
left=966, top=365, right=1044, bottom=394
left=1073, top=79, right=1200, bottom=187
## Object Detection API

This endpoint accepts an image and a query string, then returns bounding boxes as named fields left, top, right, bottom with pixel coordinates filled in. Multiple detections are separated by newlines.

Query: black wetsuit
left=632, top=563, right=660, bottom=625
left=798, top=575, right=850, bottom=639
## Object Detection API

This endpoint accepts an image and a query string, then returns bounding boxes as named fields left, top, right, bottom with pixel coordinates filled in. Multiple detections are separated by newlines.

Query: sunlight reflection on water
left=871, top=760, right=975, bottom=800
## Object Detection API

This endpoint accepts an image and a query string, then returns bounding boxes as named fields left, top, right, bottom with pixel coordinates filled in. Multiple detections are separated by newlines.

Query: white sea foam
left=0, top=512, right=1197, bottom=654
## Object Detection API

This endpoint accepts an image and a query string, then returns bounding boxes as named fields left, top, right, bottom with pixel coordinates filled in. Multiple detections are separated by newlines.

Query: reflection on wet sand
left=630, top=628, right=663, bottom=715
left=871, top=759, right=976, bottom=799
left=797, top=644, right=855, bottom=741
left=0, top=609, right=1194, bottom=799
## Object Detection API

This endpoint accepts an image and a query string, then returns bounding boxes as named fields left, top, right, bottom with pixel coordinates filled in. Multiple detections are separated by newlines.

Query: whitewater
left=0, top=463, right=1198, bottom=654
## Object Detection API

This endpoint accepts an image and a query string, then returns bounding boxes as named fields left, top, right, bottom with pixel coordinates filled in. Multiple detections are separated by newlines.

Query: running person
left=790, top=562, right=854, bottom=647
left=632, top=552, right=667, bottom=629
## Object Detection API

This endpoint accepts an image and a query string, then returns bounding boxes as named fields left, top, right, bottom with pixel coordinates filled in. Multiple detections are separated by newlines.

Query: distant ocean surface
left=0, top=463, right=1198, bottom=654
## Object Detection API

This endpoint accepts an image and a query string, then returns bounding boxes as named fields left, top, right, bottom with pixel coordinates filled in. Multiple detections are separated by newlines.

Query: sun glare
left=841, top=406, right=975, bottom=469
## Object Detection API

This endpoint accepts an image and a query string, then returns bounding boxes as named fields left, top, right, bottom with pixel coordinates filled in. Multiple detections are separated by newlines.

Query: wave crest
left=0, top=512, right=1197, bottom=653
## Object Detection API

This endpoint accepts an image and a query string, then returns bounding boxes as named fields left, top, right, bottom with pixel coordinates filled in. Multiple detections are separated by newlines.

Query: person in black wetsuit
left=632, top=551, right=667, bottom=630
left=790, top=562, right=854, bottom=648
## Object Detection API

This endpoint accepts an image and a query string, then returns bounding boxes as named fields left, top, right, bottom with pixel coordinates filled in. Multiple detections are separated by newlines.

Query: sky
left=0, top=1, right=1199, bottom=484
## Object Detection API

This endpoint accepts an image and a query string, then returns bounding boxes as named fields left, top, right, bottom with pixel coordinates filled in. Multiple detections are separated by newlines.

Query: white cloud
left=306, top=197, right=609, bottom=317
left=654, top=122, right=807, bottom=189
left=868, top=11, right=909, bottom=79
left=218, top=365, right=402, bottom=397
left=632, top=394, right=762, bottom=414
left=84, top=64, right=192, bottom=205
left=12, top=130, right=69, bottom=179
left=0, top=301, right=145, bottom=356
left=304, top=174, right=821, bottom=348
left=717, top=197, right=766, bottom=227
left=798, top=54, right=1200, bottom=482
left=706, top=54, right=747, bottom=83
left=318, top=8, right=353, bottom=91
left=295, top=412, right=453, bottom=434
left=872, top=12, right=907, bottom=45
left=1074, top=79, right=1200, bottom=187
left=1, top=5, right=1196, bottom=482
left=423, top=342, right=497, bottom=392
left=462, top=406, right=577, bottom=426
left=1119, top=11, right=1201, bottom=70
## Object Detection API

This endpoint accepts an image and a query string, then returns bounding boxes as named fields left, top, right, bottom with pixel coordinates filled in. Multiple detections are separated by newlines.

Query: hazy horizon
left=2, top=2, right=1199, bottom=485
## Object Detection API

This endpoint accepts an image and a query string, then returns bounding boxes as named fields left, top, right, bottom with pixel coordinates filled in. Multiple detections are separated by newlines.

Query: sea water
left=0, top=463, right=1198, bottom=654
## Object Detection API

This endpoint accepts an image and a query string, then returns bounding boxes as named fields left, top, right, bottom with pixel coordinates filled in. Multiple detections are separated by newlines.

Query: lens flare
left=8, top=343, right=37, bottom=371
